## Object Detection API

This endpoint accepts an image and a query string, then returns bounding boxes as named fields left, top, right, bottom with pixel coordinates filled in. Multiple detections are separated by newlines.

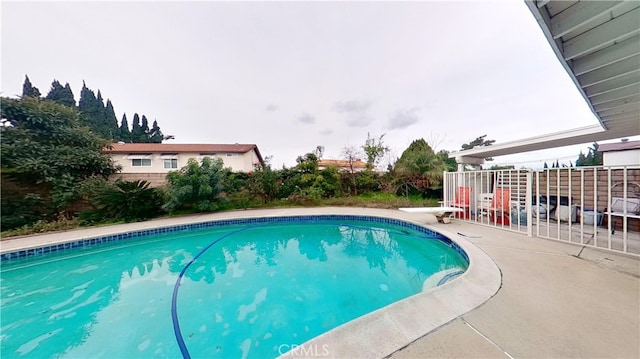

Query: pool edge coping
left=279, top=219, right=502, bottom=359
left=0, top=207, right=502, bottom=359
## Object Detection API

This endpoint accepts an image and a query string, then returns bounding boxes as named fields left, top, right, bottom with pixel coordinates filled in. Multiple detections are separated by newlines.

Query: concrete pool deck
left=1, top=207, right=639, bottom=358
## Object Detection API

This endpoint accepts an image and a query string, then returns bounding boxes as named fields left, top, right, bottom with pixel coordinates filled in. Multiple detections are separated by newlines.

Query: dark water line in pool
left=171, top=225, right=258, bottom=359
left=437, top=270, right=465, bottom=286
left=170, top=221, right=446, bottom=358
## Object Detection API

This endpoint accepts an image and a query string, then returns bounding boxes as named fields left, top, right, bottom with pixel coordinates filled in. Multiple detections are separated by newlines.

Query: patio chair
left=488, top=187, right=511, bottom=225
left=449, top=186, right=472, bottom=219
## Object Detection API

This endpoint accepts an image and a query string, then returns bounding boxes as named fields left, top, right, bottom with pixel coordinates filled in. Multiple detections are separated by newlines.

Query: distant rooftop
left=598, top=140, right=640, bottom=152
left=104, top=143, right=264, bottom=162
left=318, top=159, right=367, bottom=168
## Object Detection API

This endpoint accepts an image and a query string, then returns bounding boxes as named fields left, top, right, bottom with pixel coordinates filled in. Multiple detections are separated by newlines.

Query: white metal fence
left=443, top=166, right=640, bottom=256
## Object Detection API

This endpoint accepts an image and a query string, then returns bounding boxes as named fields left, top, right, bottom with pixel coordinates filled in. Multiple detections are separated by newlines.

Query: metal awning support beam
left=449, top=124, right=636, bottom=162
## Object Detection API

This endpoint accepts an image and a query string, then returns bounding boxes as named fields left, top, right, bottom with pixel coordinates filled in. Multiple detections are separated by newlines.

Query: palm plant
left=93, top=180, right=163, bottom=222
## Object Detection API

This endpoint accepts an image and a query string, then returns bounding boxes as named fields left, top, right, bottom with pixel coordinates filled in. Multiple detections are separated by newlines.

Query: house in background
left=104, top=143, right=263, bottom=186
left=317, top=159, right=368, bottom=173
left=598, top=140, right=640, bottom=167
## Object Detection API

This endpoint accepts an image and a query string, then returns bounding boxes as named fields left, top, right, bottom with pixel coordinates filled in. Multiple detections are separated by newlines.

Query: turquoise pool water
left=0, top=218, right=468, bottom=358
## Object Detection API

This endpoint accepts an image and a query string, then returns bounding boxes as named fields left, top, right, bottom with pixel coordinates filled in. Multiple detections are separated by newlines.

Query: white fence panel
left=444, top=166, right=640, bottom=256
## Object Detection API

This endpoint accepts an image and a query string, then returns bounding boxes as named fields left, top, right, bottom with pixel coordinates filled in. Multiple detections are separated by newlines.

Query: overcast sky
left=2, top=1, right=636, bottom=169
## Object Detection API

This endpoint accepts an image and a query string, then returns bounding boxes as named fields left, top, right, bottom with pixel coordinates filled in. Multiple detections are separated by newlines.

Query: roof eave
left=524, top=0, right=608, bottom=130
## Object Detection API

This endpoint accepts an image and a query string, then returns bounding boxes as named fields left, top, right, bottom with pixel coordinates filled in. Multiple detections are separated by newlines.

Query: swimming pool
left=0, top=214, right=470, bottom=358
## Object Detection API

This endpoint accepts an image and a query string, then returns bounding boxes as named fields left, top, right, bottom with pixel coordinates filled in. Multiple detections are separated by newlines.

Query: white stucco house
left=104, top=143, right=264, bottom=186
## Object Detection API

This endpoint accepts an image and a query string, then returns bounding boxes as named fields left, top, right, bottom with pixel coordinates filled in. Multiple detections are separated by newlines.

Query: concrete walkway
left=2, top=208, right=638, bottom=358
left=391, top=221, right=640, bottom=359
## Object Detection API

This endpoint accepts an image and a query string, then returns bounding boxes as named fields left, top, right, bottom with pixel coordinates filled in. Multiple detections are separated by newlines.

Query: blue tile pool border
left=0, top=215, right=469, bottom=264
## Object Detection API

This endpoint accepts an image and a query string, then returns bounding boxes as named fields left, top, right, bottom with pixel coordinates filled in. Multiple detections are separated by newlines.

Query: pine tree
left=461, top=135, right=495, bottom=161
left=104, top=100, right=119, bottom=140
left=78, top=82, right=99, bottom=129
left=96, top=91, right=107, bottom=137
left=22, top=78, right=166, bottom=143
left=79, top=83, right=110, bottom=139
left=149, top=120, right=164, bottom=143
left=78, top=82, right=95, bottom=110
left=131, top=113, right=145, bottom=142
left=575, top=143, right=602, bottom=167
left=119, top=114, right=131, bottom=142
left=22, top=75, right=41, bottom=98
left=45, top=80, right=75, bottom=107
left=62, top=83, right=76, bottom=106
left=576, top=151, right=587, bottom=167
left=141, top=115, right=150, bottom=143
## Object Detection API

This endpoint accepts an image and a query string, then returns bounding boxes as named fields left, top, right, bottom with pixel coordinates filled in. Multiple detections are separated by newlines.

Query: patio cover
left=454, top=0, right=640, bottom=166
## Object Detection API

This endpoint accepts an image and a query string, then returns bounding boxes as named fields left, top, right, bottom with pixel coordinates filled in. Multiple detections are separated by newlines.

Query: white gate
left=443, top=166, right=640, bottom=256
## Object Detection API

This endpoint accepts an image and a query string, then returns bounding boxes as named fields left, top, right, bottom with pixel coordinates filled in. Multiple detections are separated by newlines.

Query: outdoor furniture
left=449, top=186, right=472, bottom=219
left=603, top=197, right=640, bottom=234
left=476, top=193, right=494, bottom=218
left=532, top=195, right=576, bottom=222
left=398, top=207, right=464, bottom=224
left=488, top=188, right=511, bottom=225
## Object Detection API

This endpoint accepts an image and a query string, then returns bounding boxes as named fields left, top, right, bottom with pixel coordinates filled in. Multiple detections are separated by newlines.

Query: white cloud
left=388, top=108, right=420, bottom=130
left=332, top=100, right=371, bottom=114
left=265, top=104, right=278, bottom=112
left=333, top=99, right=375, bottom=127
left=0, top=1, right=615, bottom=167
left=297, top=113, right=315, bottom=125
left=345, top=115, right=374, bottom=127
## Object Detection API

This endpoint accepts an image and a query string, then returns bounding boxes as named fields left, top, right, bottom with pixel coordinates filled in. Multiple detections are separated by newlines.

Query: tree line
left=22, top=75, right=165, bottom=143
left=1, top=91, right=461, bottom=232
left=14, top=78, right=583, bottom=235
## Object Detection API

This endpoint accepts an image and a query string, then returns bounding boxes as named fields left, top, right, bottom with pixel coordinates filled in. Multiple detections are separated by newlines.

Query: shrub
left=163, top=157, right=230, bottom=213
left=81, top=180, right=163, bottom=223
left=2, top=214, right=79, bottom=237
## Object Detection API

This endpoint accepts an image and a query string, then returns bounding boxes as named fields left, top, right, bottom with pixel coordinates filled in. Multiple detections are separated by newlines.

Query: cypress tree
left=78, top=82, right=99, bottom=129
left=96, top=90, right=105, bottom=110
left=22, top=75, right=41, bottom=98
left=79, top=84, right=111, bottom=139
left=46, top=80, right=64, bottom=101
left=62, top=83, right=76, bottom=107
left=141, top=115, right=150, bottom=143
left=149, top=120, right=164, bottom=143
left=45, top=80, right=75, bottom=107
left=119, top=114, right=131, bottom=142
left=78, top=82, right=94, bottom=111
left=131, top=113, right=144, bottom=142
left=96, top=91, right=107, bottom=138
left=104, top=100, right=119, bottom=140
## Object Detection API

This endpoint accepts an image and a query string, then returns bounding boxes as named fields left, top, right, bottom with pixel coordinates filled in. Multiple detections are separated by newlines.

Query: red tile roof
left=318, top=159, right=367, bottom=168
left=104, top=143, right=263, bottom=162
